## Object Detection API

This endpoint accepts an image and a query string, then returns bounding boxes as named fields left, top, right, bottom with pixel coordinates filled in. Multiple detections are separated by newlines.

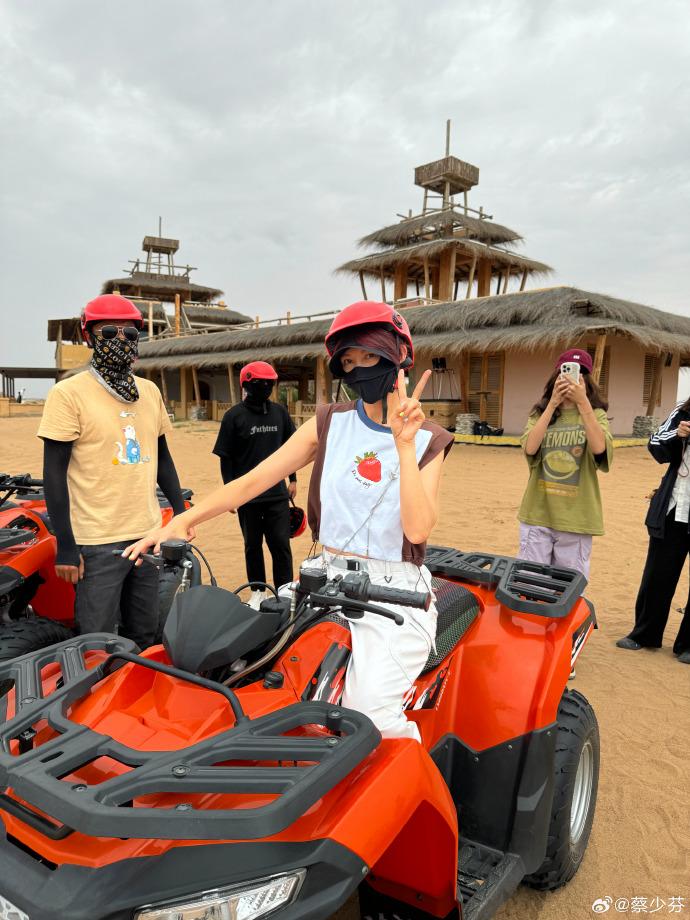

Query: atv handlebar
left=0, top=473, right=44, bottom=489
left=339, top=571, right=431, bottom=611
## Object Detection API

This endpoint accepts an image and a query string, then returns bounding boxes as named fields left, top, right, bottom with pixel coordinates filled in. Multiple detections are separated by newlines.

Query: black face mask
left=343, top=359, right=398, bottom=405
left=244, top=380, right=274, bottom=410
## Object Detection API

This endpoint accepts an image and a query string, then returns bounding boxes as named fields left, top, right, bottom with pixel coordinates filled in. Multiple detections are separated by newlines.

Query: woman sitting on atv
left=125, top=302, right=453, bottom=739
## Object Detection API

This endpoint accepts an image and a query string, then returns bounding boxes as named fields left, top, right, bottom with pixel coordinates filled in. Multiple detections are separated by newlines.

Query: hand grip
left=367, top=583, right=431, bottom=611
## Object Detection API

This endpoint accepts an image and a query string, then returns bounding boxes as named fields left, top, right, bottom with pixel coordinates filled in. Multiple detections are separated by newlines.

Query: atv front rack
left=425, top=546, right=587, bottom=618
left=0, top=635, right=380, bottom=841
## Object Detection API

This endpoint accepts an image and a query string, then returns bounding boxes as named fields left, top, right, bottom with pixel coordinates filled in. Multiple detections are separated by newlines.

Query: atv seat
left=421, top=578, right=480, bottom=674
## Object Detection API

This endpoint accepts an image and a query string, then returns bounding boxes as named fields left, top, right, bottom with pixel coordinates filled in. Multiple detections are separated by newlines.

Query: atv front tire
left=524, top=689, right=600, bottom=891
left=0, top=617, right=75, bottom=695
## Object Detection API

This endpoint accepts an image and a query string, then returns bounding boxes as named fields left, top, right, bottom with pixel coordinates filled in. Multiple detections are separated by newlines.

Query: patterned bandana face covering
left=90, top=334, right=140, bottom=403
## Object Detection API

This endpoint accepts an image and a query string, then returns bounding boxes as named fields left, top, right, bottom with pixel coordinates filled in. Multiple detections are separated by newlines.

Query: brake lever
left=308, top=592, right=404, bottom=625
left=111, top=549, right=164, bottom=566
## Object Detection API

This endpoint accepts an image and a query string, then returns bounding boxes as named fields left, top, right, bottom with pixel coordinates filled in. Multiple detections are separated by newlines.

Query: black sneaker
left=677, top=650, right=690, bottom=664
left=616, top=636, right=643, bottom=650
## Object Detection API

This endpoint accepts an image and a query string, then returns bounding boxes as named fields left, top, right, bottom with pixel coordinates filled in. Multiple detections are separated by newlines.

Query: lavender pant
left=518, top=523, right=592, bottom=579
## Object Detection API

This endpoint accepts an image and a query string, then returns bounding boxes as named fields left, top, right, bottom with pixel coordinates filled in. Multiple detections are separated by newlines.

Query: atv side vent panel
left=0, top=637, right=380, bottom=841
left=426, top=546, right=586, bottom=618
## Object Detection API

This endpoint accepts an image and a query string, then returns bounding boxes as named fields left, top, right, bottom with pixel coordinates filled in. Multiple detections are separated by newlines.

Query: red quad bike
left=0, top=540, right=599, bottom=920
left=0, top=473, right=193, bottom=686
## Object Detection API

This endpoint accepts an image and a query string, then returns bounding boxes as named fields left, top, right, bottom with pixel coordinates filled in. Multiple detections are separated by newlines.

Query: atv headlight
left=135, top=870, right=306, bottom=920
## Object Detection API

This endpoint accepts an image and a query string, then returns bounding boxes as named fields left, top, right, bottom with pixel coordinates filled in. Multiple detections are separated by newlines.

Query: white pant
left=319, top=550, right=438, bottom=741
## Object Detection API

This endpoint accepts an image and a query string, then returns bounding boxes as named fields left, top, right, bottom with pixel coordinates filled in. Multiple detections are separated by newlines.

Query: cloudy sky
left=2, top=0, right=689, bottom=393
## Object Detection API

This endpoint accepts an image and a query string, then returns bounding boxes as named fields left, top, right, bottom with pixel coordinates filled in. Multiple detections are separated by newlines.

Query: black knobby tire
left=524, top=689, right=600, bottom=891
left=156, top=566, right=184, bottom=643
left=0, top=617, right=75, bottom=696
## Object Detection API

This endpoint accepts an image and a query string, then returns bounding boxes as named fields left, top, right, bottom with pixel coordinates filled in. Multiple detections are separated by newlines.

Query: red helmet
left=81, top=294, right=143, bottom=343
left=289, top=501, right=307, bottom=539
left=240, top=361, right=279, bottom=386
left=325, top=301, right=414, bottom=369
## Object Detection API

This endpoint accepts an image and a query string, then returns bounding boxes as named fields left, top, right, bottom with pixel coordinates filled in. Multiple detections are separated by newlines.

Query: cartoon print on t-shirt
left=113, top=422, right=151, bottom=465
left=353, top=450, right=381, bottom=484
left=539, top=424, right=585, bottom=495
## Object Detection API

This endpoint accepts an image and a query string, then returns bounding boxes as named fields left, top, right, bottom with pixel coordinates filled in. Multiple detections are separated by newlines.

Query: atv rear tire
left=523, top=689, right=599, bottom=891
left=0, top=617, right=75, bottom=695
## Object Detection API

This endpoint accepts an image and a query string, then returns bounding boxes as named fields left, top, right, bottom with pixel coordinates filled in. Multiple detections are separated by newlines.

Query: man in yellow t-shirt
left=37, top=294, right=186, bottom=648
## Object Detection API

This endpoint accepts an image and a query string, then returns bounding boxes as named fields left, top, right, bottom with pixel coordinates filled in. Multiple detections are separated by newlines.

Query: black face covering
left=90, top=334, right=139, bottom=402
left=343, top=359, right=398, bottom=405
left=244, top=380, right=274, bottom=411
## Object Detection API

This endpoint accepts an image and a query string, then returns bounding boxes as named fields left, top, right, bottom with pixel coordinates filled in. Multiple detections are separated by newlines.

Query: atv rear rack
left=0, top=635, right=380, bottom=841
left=425, top=546, right=586, bottom=618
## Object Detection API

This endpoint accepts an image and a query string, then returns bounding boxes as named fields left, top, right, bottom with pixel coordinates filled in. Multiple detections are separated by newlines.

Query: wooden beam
left=502, top=268, right=510, bottom=294
left=315, top=357, right=329, bottom=405
left=180, top=367, right=188, bottom=415
left=380, top=269, right=386, bottom=302
left=393, top=264, right=408, bottom=302
left=359, top=271, right=368, bottom=300
left=438, top=248, right=455, bottom=301
left=147, top=301, right=154, bottom=338
left=646, top=356, right=663, bottom=416
left=592, top=335, right=607, bottom=384
left=477, top=259, right=492, bottom=297
left=298, top=370, right=309, bottom=401
left=286, top=310, right=292, bottom=325
left=228, top=364, right=238, bottom=404
left=160, top=368, right=169, bottom=403
left=423, top=257, right=431, bottom=301
left=174, top=294, right=181, bottom=337
left=466, top=255, right=477, bottom=299
left=191, top=366, right=201, bottom=404
left=519, top=268, right=528, bottom=291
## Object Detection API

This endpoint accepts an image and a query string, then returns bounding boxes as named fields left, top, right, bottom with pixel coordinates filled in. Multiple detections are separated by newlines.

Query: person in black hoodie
left=617, top=401, right=690, bottom=663
left=213, top=361, right=296, bottom=607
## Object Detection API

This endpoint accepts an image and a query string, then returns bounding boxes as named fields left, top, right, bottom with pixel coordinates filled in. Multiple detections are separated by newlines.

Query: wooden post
left=423, top=257, right=431, bottom=301
left=160, top=368, right=169, bottom=403
left=174, top=294, right=181, bottom=337
left=147, top=301, right=154, bottom=338
left=646, top=356, right=663, bottom=416
left=315, top=357, right=329, bottom=405
left=466, top=255, right=477, bottom=299
left=393, top=264, right=408, bottom=302
left=359, top=271, right=368, bottom=300
left=255, top=316, right=260, bottom=328
left=298, top=370, right=310, bottom=401
left=477, top=259, right=492, bottom=297
left=431, top=264, right=440, bottom=300
left=286, top=310, right=292, bottom=325
left=502, top=268, right=510, bottom=294
left=519, top=269, right=528, bottom=291
left=380, top=269, right=386, bottom=302
left=459, top=355, right=469, bottom=408
left=228, top=364, right=238, bottom=404
left=592, top=335, right=607, bottom=385
left=438, top=247, right=455, bottom=301
left=191, top=366, right=201, bottom=404
left=180, top=367, right=188, bottom=416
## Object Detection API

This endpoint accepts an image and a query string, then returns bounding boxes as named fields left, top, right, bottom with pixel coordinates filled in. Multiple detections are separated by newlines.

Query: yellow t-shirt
left=37, top=371, right=172, bottom=544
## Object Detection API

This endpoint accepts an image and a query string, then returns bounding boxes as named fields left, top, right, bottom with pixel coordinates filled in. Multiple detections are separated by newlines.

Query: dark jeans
left=237, top=500, right=293, bottom=591
left=74, top=540, right=160, bottom=650
left=630, top=514, right=690, bottom=655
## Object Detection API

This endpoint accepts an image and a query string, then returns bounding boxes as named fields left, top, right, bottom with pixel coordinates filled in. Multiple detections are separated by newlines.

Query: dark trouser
left=74, top=540, right=160, bottom=650
left=237, top=500, right=293, bottom=591
left=630, top=514, right=690, bottom=655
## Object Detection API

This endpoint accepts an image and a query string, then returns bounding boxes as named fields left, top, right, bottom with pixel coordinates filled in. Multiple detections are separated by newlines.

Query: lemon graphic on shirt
left=544, top=449, right=578, bottom=480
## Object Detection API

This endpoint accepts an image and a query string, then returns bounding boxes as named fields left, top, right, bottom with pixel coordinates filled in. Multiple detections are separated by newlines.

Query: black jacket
left=645, top=405, right=690, bottom=538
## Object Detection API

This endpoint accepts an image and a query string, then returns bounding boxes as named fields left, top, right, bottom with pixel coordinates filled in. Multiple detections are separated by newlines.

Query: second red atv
left=0, top=540, right=599, bottom=920
left=0, top=472, right=193, bottom=684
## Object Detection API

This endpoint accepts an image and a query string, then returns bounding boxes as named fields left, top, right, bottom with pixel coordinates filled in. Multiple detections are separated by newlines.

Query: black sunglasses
left=98, top=325, right=140, bottom=342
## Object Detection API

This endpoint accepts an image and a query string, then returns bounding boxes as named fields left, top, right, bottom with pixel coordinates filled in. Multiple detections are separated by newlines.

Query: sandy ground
left=1, top=416, right=688, bottom=919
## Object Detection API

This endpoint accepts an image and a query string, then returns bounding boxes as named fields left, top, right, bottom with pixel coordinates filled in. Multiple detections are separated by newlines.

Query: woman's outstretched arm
left=124, top=416, right=318, bottom=559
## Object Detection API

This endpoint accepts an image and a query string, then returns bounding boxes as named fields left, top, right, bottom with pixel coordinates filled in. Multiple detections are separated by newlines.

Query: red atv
left=0, top=473, right=192, bottom=684
left=0, top=540, right=599, bottom=920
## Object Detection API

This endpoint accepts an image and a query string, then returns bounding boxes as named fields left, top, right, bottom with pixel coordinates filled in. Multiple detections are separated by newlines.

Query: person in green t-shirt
left=517, top=349, right=613, bottom=580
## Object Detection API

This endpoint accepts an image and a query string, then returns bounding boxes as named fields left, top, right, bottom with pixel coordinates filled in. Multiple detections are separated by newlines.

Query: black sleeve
left=157, top=435, right=186, bottom=515
left=648, top=409, right=684, bottom=465
left=220, top=456, right=234, bottom=485
left=282, top=407, right=297, bottom=483
left=213, top=412, right=234, bottom=459
left=42, top=438, right=80, bottom=566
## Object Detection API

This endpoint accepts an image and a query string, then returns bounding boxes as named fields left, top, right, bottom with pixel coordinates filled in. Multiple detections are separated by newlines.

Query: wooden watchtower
left=337, top=122, right=551, bottom=303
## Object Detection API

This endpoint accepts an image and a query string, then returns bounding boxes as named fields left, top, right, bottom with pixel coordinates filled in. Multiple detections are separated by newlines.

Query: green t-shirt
left=517, top=408, right=613, bottom=536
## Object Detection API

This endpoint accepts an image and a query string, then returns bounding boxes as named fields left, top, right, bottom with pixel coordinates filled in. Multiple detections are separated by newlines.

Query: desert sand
left=1, top=415, right=688, bottom=919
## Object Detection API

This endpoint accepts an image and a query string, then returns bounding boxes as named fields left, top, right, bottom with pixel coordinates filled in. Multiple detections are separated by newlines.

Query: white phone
left=560, top=362, right=580, bottom=384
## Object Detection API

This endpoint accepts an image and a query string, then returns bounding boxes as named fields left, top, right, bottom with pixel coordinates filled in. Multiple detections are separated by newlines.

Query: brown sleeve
left=419, top=421, right=454, bottom=469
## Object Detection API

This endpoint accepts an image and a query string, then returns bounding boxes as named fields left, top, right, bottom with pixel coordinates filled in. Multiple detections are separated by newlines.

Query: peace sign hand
left=388, top=369, right=432, bottom=447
